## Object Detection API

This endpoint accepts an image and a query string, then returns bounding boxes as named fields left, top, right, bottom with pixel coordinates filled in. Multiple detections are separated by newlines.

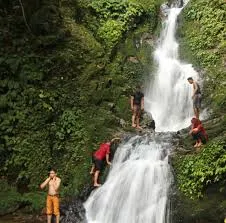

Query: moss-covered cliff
left=0, top=0, right=162, bottom=214
left=172, top=0, right=226, bottom=222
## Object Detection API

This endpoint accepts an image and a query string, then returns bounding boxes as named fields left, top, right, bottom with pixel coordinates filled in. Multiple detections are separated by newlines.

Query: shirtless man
left=187, top=77, right=202, bottom=119
left=131, top=85, right=144, bottom=129
left=40, top=169, right=61, bottom=223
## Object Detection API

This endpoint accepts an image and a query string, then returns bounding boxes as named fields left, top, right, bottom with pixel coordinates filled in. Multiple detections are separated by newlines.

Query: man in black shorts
left=187, top=77, right=201, bottom=119
left=90, top=138, right=120, bottom=187
left=131, top=85, right=144, bottom=129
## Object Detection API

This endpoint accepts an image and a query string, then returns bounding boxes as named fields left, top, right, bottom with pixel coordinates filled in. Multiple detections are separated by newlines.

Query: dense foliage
left=173, top=1, right=226, bottom=220
left=90, top=0, right=159, bottom=48
left=173, top=140, right=226, bottom=199
left=179, top=0, right=226, bottom=113
left=0, top=0, right=161, bottom=213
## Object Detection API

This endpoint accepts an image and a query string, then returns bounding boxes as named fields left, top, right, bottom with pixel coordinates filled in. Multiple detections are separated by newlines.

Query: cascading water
left=84, top=3, right=196, bottom=223
left=84, top=134, right=173, bottom=223
left=145, top=3, right=199, bottom=132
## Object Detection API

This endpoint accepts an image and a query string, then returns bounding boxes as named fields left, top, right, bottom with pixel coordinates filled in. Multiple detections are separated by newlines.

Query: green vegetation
left=0, top=0, right=161, bottom=214
left=173, top=1, right=226, bottom=219
left=89, top=0, right=161, bottom=49
left=173, top=140, right=226, bottom=199
left=179, top=0, right=226, bottom=113
left=0, top=179, right=45, bottom=214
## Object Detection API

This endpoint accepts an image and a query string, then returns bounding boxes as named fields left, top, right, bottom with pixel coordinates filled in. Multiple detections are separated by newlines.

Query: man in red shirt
left=90, top=138, right=120, bottom=187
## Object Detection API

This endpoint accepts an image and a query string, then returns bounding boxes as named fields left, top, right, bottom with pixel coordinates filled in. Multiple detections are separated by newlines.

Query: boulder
left=140, top=112, right=155, bottom=130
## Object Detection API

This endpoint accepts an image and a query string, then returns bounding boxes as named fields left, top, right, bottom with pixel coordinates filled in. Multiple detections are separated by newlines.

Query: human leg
left=134, top=105, right=142, bottom=129
left=192, top=133, right=199, bottom=147
left=132, top=108, right=136, bottom=127
left=46, top=195, right=53, bottom=223
left=53, top=195, right=60, bottom=223
left=94, top=170, right=101, bottom=187
left=90, top=163, right=95, bottom=175
left=93, top=158, right=103, bottom=187
left=193, top=94, right=201, bottom=119
left=193, top=132, right=204, bottom=148
left=193, top=107, right=199, bottom=119
left=47, top=215, right=52, bottom=223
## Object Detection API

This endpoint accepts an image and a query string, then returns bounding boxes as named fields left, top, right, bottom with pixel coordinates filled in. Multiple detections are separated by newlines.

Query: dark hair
left=49, top=167, right=57, bottom=173
left=187, top=77, right=193, bottom=81
left=191, top=117, right=201, bottom=127
left=136, top=84, right=142, bottom=89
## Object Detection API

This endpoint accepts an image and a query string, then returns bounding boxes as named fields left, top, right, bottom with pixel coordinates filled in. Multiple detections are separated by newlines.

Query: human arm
left=110, top=137, right=120, bottom=143
left=141, top=96, right=144, bottom=110
left=106, top=154, right=111, bottom=165
left=40, top=177, right=51, bottom=189
left=130, top=96, right=134, bottom=110
left=192, top=82, right=198, bottom=98
left=190, top=124, right=202, bottom=134
left=52, top=177, right=61, bottom=191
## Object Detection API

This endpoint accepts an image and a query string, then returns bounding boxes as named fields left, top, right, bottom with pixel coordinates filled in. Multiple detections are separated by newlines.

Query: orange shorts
left=46, top=195, right=60, bottom=216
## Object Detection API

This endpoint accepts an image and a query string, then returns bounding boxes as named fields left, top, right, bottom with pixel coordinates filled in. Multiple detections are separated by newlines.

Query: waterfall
left=145, top=4, right=199, bottom=132
left=84, top=134, right=173, bottom=223
left=84, top=3, right=197, bottom=223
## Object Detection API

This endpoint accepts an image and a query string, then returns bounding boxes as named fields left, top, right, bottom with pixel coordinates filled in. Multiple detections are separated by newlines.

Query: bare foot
left=194, top=143, right=198, bottom=148
left=136, top=126, right=142, bottom=130
left=132, top=124, right=136, bottom=128
left=94, top=183, right=101, bottom=187
left=197, top=142, right=203, bottom=148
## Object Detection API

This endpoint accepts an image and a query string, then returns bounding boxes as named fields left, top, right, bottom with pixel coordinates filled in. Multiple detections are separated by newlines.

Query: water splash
left=84, top=135, right=173, bottom=223
left=145, top=6, right=199, bottom=132
left=84, top=3, right=196, bottom=223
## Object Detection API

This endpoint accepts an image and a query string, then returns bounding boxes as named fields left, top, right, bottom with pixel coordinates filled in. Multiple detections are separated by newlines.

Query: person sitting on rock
left=90, top=138, right=120, bottom=187
left=131, top=85, right=144, bottom=129
left=189, top=117, right=208, bottom=149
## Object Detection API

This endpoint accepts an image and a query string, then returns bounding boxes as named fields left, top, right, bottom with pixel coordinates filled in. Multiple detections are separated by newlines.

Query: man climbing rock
left=131, top=85, right=144, bottom=129
left=40, top=168, right=61, bottom=223
left=187, top=77, right=202, bottom=119
left=90, top=138, right=120, bottom=187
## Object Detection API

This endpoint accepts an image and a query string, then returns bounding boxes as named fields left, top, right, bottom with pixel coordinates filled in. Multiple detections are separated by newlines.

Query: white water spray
left=84, top=3, right=197, bottom=223
left=84, top=135, right=173, bottom=223
left=145, top=5, right=199, bottom=132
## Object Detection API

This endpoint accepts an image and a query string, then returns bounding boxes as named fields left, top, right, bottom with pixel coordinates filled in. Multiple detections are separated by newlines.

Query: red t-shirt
left=94, top=143, right=110, bottom=160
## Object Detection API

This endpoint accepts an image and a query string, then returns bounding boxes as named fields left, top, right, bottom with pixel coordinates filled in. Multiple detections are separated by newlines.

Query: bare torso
left=48, top=177, right=61, bottom=195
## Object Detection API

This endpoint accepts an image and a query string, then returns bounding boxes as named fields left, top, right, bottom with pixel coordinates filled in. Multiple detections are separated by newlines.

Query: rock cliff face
left=0, top=0, right=162, bottom=215
left=171, top=0, right=226, bottom=221
left=0, top=0, right=225, bottom=221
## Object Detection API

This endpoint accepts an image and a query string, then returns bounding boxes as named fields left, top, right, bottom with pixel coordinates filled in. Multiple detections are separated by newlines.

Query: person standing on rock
left=90, top=138, right=120, bottom=187
left=187, top=77, right=202, bottom=119
left=40, top=168, right=61, bottom=223
left=131, top=85, right=144, bottom=129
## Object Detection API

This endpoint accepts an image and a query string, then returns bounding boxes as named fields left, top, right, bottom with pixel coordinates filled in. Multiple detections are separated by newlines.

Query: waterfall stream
left=145, top=3, right=199, bottom=132
left=84, top=134, right=173, bottom=223
left=84, top=2, right=197, bottom=223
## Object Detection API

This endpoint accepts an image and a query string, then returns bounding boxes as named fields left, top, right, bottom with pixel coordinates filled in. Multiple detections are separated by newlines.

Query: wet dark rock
left=60, top=185, right=93, bottom=223
left=140, top=112, right=155, bottom=130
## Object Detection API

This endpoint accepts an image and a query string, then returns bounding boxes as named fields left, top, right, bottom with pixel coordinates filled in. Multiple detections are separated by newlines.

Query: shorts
left=46, top=195, right=60, bottom=216
left=92, top=155, right=104, bottom=171
left=133, top=104, right=141, bottom=115
left=193, top=94, right=201, bottom=109
left=192, top=132, right=207, bottom=144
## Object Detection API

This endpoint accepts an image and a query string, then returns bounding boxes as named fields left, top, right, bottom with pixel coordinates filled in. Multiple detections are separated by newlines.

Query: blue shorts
left=193, top=94, right=201, bottom=109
